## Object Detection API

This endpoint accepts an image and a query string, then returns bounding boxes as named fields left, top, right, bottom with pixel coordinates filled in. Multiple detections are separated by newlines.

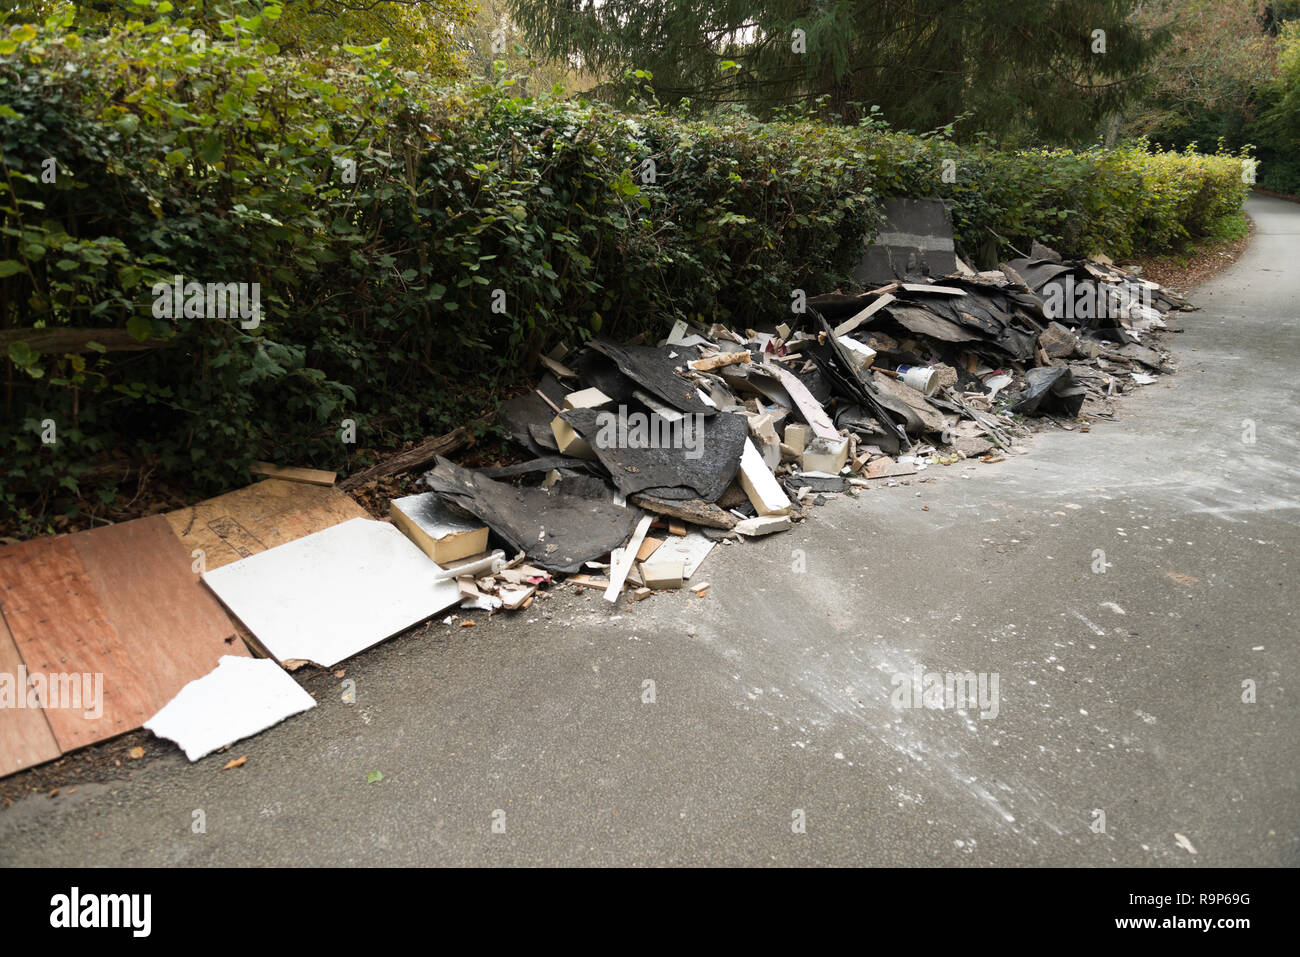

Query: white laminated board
left=655, top=532, right=715, bottom=580
left=202, top=518, right=461, bottom=668
left=144, top=655, right=316, bottom=761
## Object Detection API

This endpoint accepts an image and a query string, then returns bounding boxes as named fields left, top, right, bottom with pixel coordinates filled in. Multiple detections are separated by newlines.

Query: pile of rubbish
left=427, top=240, right=1188, bottom=598
left=0, top=231, right=1190, bottom=775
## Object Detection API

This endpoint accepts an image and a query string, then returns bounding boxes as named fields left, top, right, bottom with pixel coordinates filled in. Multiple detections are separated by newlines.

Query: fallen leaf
left=127, top=746, right=145, bottom=759
left=222, top=755, right=247, bottom=770
left=460, top=620, right=476, bottom=628
left=366, top=770, right=384, bottom=784
left=334, top=669, right=346, bottom=679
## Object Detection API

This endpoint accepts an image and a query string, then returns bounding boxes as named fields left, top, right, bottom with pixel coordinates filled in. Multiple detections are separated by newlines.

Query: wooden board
left=0, top=516, right=243, bottom=756
left=0, top=613, right=61, bottom=778
left=165, top=479, right=368, bottom=572
left=249, top=463, right=337, bottom=487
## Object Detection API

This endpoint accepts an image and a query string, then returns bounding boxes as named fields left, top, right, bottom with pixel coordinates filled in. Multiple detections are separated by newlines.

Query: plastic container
left=896, top=364, right=939, bottom=396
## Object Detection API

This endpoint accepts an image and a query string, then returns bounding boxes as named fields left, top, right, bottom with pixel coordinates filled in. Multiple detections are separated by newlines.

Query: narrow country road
left=3, top=195, right=1297, bottom=867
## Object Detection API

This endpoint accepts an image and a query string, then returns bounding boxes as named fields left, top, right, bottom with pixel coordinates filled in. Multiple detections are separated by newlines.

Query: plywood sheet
left=0, top=613, right=61, bottom=778
left=0, top=516, right=243, bottom=754
left=201, top=518, right=461, bottom=669
left=165, top=479, right=368, bottom=572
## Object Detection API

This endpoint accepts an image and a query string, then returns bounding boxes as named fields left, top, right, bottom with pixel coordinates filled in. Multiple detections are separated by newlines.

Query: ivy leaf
left=126, top=315, right=153, bottom=342
left=198, top=134, right=224, bottom=164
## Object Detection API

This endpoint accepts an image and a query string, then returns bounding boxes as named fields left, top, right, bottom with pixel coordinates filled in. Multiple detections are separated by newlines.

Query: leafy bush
left=0, top=13, right=1249, bottom=526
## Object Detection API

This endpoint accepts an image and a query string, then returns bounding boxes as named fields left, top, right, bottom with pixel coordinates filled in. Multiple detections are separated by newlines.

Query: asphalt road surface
left=2, top=195, right=1296, bottom=867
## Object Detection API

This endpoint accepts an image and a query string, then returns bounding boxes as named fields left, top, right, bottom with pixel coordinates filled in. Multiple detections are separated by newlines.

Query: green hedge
left=0, top=14, right=1249, bottom=529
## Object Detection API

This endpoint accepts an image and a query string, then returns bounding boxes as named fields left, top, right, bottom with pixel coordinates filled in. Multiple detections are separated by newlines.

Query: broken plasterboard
left=640, top=558, right=684, bottom=590
left=144, top=655, right=316, bottom=761
left=737, top=439, right=792, bottom=516
left=201, top=518, right=461, bottom=669
left=733, top=515, right=792, bottom=536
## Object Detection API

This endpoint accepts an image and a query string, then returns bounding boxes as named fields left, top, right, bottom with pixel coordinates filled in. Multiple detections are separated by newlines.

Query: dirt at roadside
left=1125, top=216, right=1254, bottom=295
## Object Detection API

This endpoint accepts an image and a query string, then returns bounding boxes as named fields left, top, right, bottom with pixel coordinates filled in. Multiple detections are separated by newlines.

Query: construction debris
left=390, top=492, right=489, bottom=564
left=201, top=517, right=462, bottom=669
left=144, top=655, right=316, bottom=762
left=0, top=193, right=1195, bottom=779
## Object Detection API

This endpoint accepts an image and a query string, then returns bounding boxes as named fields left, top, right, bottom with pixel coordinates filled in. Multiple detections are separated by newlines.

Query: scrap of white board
left=657, top=532, right=715, bottom=579
left=201, top=517, right=461, bottom=668
left=144, top=655, right=316, bottom=761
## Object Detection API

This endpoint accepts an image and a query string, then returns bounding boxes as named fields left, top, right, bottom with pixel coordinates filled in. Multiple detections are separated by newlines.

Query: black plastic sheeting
left=1008, top=365, right=1087, bottom=417
left=422, top=457, right=641, bottom=574
left=559, top=407, right=747, bottom=501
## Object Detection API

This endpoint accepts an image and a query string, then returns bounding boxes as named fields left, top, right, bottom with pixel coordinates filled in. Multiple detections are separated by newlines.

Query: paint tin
left=896, top=364, right=939, bottom=396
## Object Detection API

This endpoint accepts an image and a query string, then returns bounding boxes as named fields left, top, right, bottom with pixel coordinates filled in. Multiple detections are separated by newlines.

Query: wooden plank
left=604, top=515, right=653, bottom=603
left=165, top=479, right=368, bottom=572
left=689, top=352, right=751, bottom=372
left=900, top=283, right=966, bottom=295
left=249, top=462, right=337, bottom=487
left=629, top=494, right=738, bottom=530
left=636, top=536, right=664, bottom=562
left=0, top=611, right=61, bottom=778
left=337, top=426, right=474, bottom=491
left=538, top=354, right=578, bottom=379
left=832, top=293, right=894, bottom=336
left=0, top=517, right=243, bottom=754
